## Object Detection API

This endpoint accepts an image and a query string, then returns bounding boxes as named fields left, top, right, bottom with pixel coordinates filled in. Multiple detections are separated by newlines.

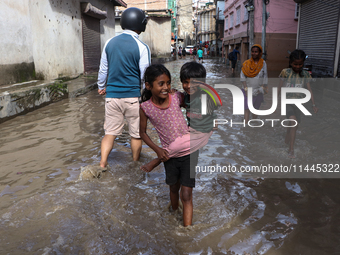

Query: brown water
left=0, top=58, right=340, bottom=254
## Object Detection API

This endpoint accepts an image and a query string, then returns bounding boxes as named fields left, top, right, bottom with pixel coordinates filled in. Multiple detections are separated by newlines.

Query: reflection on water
left=0, top=58, right=339, bottom=254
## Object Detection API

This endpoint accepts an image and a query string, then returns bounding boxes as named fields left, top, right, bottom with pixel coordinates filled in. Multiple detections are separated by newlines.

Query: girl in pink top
left=140, top=65, right=210, bottom=172
left=140, top=64, right=209, bottom=226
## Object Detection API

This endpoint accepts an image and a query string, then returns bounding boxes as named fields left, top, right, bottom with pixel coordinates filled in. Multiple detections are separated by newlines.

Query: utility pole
left=248, top=1, right=254, bottom=59
left=215, top=8, right=220, bottom=57
left=175, top=0, right=179, bottom=60
left=261, top=0, right=267, bottom=60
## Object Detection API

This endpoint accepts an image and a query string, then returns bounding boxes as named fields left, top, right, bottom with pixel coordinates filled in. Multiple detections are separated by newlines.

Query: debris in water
left=78, top=165, right=109, bottom=180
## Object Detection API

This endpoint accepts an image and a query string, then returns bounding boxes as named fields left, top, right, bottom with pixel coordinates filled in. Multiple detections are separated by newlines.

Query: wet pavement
left=0, top=57, right=340, bottom=254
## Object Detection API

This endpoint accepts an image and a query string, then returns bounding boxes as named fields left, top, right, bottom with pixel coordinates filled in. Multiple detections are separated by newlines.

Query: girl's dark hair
left=289, top=49, right=306, bottom=77
left=141, top=64, right=171, bottom=102
left=180, top=61, right=206, bottom=82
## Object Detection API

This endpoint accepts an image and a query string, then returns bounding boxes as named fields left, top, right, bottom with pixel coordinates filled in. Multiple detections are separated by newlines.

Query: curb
left=0, top=76, right=97, bottom=124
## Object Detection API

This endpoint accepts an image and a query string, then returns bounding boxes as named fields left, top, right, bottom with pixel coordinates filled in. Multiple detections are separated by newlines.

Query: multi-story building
left=223, top=0, right=298, bottom=73
left=196, top=2, right=216, bottom=48
left=168, top=0, right=177, bottom=41
left=177, top=0, right=195, bottom=47
left=215, top=0, right=225, bottom=56
left=115, top=0, right=172, bottom=57
left=197, top=4, right=216, bottom=47
left=194, top=0, right=224, bottom=56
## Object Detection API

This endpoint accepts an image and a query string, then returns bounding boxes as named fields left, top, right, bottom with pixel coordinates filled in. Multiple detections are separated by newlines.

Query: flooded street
left=0, top=58, right=340, bottom=254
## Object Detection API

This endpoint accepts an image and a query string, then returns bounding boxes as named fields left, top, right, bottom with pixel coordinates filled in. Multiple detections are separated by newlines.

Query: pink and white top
left=140, top=92, right=189, bottom=149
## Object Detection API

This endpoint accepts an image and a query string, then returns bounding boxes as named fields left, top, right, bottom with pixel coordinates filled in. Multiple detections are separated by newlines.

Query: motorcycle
left=303, top=55, right=313, bottom=76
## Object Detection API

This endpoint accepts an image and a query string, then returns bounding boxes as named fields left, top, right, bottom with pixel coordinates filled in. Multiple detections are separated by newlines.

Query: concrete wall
left=224, top=0, right=297, bottom=38
left=97, top=1, right=116, bottom=51
left=28, top=0, right=84, bottom=80
left=29, top=0, right=116, bottom=80
left=0, top=0, right=35, bottom=85
left=254, top=32, right=296, bottom=74
left=253, top=0, right=298, bottom=34
left=0, top=0, right=116, bottom=86
left=139, top=16, right=172, bottom=57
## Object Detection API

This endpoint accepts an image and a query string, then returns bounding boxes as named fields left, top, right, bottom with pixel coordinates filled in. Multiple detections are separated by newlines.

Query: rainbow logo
left=193, top=80, right=223, bottom=106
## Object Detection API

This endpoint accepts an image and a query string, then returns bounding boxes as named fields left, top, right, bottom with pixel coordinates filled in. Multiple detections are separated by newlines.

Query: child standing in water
left=279, top=49, right=318, bottom=158
left=140, top=62, right=218, bottom=226
left=140, top=62, right=217, bottom=172
left=140, top=65, right=198, bottom=226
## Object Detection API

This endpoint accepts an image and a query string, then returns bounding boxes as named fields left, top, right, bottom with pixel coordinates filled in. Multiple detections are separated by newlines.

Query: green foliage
left=48, top=82, right=68, bottom=96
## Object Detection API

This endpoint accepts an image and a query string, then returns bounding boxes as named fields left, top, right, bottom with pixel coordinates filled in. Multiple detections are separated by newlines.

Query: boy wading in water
left=140, top=63, right=218, bottom=226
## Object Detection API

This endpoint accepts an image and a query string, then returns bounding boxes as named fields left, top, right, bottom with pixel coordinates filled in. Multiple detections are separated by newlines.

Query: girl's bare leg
left=170, top=181, right=181, bottom=211
left=180, top=186, right=193, bottom=227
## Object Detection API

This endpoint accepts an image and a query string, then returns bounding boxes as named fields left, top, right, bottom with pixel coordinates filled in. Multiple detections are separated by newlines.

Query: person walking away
left=182, top=48, right=186, bottom=59
left=193, top=47, right=197, bottom=61
left=178, top=47, right=182, bottom=59
left=240, top=44, right=268, bottom=124
left=97, top=7, right=151, bottom=168
left=231, top=46, right=240, bottom=73
left=278, top=49, right=318, bottom=159
left=197, top=48, right=204, bottom=63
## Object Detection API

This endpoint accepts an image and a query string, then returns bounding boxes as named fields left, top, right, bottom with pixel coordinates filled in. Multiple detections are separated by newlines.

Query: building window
left=225, top=17, right=228, bottom=30
left=236, top=7, right=241, bottom=25
left=244, top=5, right=249, bottom=21
left=230, top=13, right=234, bottom=28
left=295, top=3, right=299, bottom=19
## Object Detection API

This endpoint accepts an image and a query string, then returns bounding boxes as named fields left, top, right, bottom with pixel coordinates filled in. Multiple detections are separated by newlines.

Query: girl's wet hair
left=141, top=64, right=171, bottom=102
left=180, top=61, right=206, bottom=82
left=289, top=49, right=307, bottom=77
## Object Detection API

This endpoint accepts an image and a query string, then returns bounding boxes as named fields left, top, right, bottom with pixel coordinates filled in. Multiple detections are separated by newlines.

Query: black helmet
left=121, top=7, right=147, bottom=32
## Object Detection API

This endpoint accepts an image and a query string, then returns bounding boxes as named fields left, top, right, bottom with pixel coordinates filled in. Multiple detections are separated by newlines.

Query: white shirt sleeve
left=262, top=61, right=268, bottom=85
left=97, top=41, right=109, bottom=90
left=139, top=45, right=151, bottom=89
left=240, top=70, right=247, bottom=82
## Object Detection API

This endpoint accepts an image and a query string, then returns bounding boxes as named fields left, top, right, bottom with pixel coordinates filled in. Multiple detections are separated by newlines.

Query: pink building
left=223, top=0, right=298, bottom=73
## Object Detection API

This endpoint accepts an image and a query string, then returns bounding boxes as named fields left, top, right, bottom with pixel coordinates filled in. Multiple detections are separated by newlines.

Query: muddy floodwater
left=0, top=58, right=340, bottom=254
